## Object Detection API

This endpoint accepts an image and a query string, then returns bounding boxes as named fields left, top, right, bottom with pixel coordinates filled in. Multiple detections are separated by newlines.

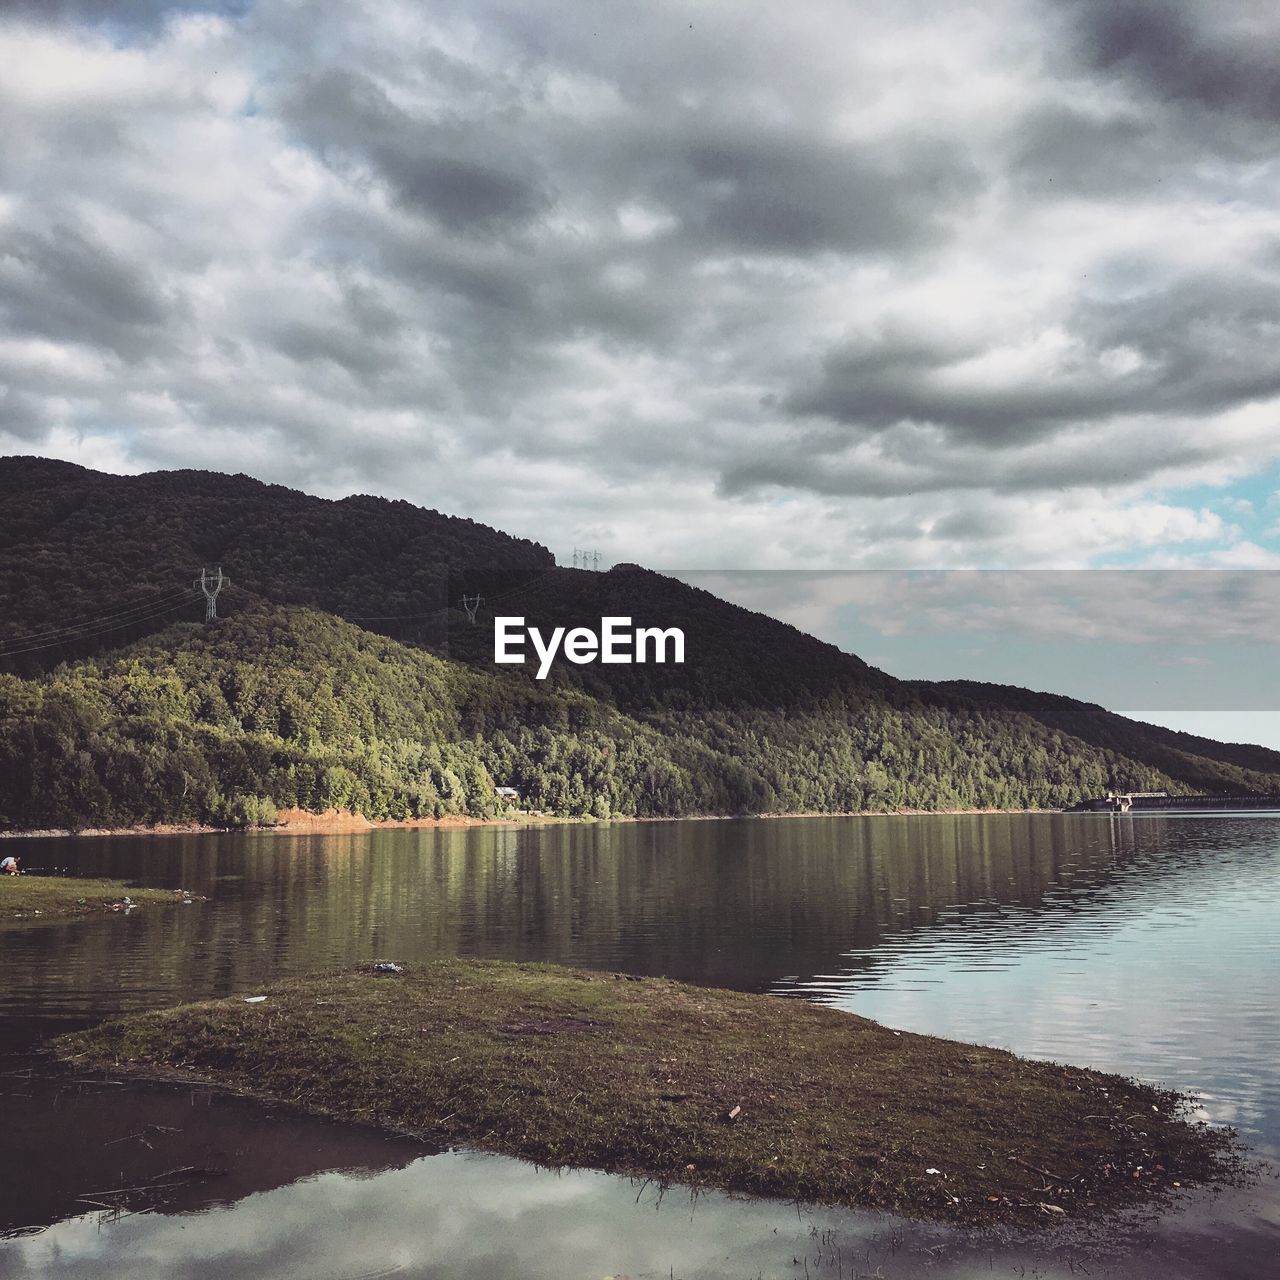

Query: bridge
left=1070, top=792, right=1280, bottom=814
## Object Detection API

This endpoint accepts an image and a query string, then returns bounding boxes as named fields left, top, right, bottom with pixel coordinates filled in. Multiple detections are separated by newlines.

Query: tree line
left=0, top=604, right=1235, bottom=831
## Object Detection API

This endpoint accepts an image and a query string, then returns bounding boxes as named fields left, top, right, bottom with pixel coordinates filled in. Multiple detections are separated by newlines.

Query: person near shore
left=0, top=855, right=20, bottom=875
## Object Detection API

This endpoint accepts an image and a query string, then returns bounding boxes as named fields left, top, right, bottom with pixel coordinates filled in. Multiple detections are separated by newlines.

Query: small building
left=496, top=786, right=521, bottom=803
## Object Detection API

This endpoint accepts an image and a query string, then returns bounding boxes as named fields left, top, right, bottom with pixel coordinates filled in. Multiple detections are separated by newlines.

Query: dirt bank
left=1, top=807, right=1058, bottom=840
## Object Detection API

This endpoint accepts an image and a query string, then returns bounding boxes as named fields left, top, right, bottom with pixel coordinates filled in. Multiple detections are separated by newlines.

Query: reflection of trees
left=4, top=814, right=1262, bottom=1044
left=772, top=815, right=1279, bottom=999
left=0, top=1068, right=429, bottom=1233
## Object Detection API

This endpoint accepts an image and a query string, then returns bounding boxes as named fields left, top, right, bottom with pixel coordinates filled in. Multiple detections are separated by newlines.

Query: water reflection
left=1, top=1129, right=1276, bottom=1280
left=1, top=813, right=1278, bottom=1276
left=4, top=814, right=1257, bottom=1024
left=0, top=1068, right=429, bottom=1238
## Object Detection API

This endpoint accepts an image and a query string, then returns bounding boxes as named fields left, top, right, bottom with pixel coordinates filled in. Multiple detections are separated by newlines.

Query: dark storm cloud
left=0, top=220, right=177, bottom=360
left=279, top=69, right=548, bottom=233
left=266, top=319, right=396, bottom=378
left=1089, top=275, right=1280, bottom=413
left=0, top=386, right=57, bottom=441
left=1009, top=105, right=1167, bottom=197
left=717, top=421, right=1234, bottom=502
left=672, top=131, right=981, bottom=256
left=783, top=269, right=1280, bottom=454
left=1074, top=0, right=1280, bottom=121
left=254, top=280, right=406, bottom=380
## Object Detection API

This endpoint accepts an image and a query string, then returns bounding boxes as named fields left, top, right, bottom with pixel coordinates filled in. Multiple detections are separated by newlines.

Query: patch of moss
left=50, top=959, right=1241, bottom=1226
left=2, top=875, right=197, bottom=919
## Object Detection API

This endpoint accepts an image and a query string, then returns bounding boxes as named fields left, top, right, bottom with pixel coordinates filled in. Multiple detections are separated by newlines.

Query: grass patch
left=50, top=959, right=1241, bottom=1226
left=1, top=875, right=198, bottom=919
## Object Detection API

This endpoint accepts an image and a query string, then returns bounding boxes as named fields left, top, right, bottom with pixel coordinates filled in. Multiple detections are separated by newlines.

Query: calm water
left=1, top=814, right=1277, bottom=1278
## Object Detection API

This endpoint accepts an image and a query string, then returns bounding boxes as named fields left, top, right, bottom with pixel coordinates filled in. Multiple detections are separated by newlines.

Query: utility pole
left=195, top=566, right=228, bottom=622
left=461, top=594, right=483, bottom=624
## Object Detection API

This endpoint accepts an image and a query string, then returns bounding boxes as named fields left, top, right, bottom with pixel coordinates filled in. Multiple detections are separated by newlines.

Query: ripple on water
left=0, top=813, right=1277, bottom=1272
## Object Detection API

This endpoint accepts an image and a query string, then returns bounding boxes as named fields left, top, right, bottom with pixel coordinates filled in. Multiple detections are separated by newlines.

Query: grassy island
left=2, top=875, right=198, bottom=919
left=50, top=959, right=1238, bottom=1226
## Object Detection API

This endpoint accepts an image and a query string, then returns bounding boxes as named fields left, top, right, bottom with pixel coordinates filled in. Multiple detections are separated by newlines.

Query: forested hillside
left=0, top=456, right=550, bottom=671
left=0, top=604, right=1192, bottom=831
left=932, top=680, right=1280, bottom=796
left=2, top=458, right=1277, bottom=831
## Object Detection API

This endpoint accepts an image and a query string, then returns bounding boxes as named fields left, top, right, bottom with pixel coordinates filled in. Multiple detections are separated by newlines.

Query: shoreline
left=0, top=805, right=1061, bottom=841
left=2, top=876, right=201, bottom=919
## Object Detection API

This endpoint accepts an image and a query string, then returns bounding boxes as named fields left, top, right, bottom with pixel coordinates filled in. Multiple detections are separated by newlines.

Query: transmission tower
left=194, top=567, right=229, bottom=622
left=461, top=594, right=483, bottom=624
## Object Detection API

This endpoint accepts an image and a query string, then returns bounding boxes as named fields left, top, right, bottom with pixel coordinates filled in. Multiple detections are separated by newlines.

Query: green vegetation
left=1, top=875, right=196, bottom=919
left=4, top=458, right=1280, bottom=832
left=0, top=605, right=722, bottom=828
left=934, top=680, right=1280, bottom=796
left=51, top=959, right=1240, bottom=1226
left=0, top=602, right=1223, bottom=830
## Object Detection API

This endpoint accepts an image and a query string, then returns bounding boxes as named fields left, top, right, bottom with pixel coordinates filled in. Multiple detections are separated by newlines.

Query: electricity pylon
left=194, top=567, right=228, bottom=622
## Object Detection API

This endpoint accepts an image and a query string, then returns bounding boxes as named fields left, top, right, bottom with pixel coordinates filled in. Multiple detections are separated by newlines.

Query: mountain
left=0, top=455, right=551, bottom=671
left=0, top=601, right=1189, bottom=831
left=1, top=458, right=1277, bottom=831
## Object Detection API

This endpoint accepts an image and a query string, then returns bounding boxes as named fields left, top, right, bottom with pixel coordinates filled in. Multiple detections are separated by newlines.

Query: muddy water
left=0, top=813, right=1277, bottom=1278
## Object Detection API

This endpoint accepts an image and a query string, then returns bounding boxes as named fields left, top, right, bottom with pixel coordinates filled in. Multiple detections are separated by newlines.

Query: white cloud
left=2, top=1, right=1279, bottom=568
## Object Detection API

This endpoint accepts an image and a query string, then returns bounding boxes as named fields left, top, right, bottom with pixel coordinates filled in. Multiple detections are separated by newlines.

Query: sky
left=4, top=0, right=1280, bottom=573
left=3, top=1, right=1280, bottom=740
left=673, top=570, right=1280, bottom=745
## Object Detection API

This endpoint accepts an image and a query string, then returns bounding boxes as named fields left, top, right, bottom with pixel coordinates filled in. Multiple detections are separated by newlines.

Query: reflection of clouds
left=1, top=823, right=1278, bottom=1276
left=2, top=1114, right=1276, bottom=1280
left=0, top=1150, right=949, bottom=1280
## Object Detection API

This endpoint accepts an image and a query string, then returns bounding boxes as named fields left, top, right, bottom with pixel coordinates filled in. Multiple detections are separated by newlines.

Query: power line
left=0, top=595, right=200, bottom=657
left=343, top=570, right=568, bottom=624
left=0, top=594, right=201, bottom=658
left=1, top=552, right=610, bottom=660
left=341, top=609, right=451, bottom=622
left=0, top=585, right=198, bottom=651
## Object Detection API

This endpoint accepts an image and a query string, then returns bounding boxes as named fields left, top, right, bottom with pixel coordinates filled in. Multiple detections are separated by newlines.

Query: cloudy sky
left=4, top=0, right=1280, bottom=573
left=677, top=570, right=1280, bottom=742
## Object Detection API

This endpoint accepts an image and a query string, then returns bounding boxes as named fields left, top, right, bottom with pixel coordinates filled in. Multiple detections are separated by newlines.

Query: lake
left=1, top=813, right=1277, bottom=1278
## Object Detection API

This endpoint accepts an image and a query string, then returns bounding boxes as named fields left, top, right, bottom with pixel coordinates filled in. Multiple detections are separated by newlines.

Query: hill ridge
left=2, top=458, right=1277, bottom=829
